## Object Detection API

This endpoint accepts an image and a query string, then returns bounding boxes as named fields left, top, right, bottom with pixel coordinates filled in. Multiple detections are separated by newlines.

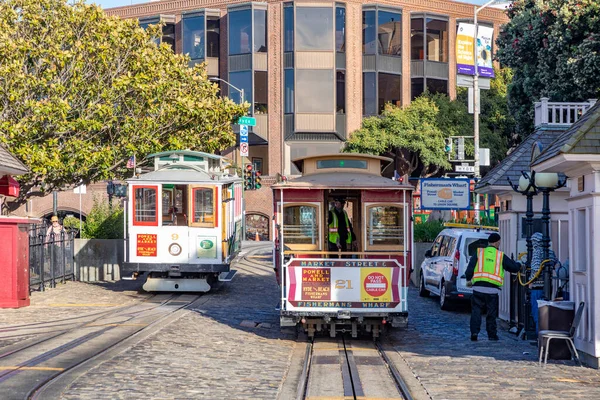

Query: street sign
left=457, top=137, right=465, bottom=161
left=240, top=142, right=249, bottom=157
left=237, top=116, right=256, bottom=126
left=240, top=125, right=249, bottom=147
left=420, top=178, right=470, bottom=210
left=455, top=165, right=474, bottom=173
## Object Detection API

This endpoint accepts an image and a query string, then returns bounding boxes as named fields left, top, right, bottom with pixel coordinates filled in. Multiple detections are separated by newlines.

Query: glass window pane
left=283, top=206, right=319, bottom=245
left=206, top=17, right=220, bottom=58
left=254, top=9, right=267, bottom=53
left=336, top=7, right=345, bottom=52
left=317, top=159, right=367, bottom=169
left=296, top=7, right=333, bottom=51
left=426, top=18, right=448, bottom=62
left=411, top=78, right=424, bottom=101
left=411, top=18, right=424, bottom=60
left=284, top=69, right=294, bottom=114
left=228, top=10, right=252, bottom=55
left=135, top=187, right=157, bottom=223
left=426, top=78, right=448, bottom=95
left=336, top=71, right=345, bottom=114
left=162, top=23, right=175, bottom=52
left=284, top=6, right=294, bottom=52
left=193, top=188, right=214, bottom=224
left=378, top=11, right=401, bottom=56
left=378, top=73, right=401, bottom=113
left=229, top=70, right=252, bottom=105
left=362, top=11, right=376, bottom=55
left=296, top=69, right=334, bottom=113
left=363, top=72, right=376, bottom=116
left=254, top=71, right=268, bottom=114
left=367, top=206, right=404, bottom=246
left=183, top=16, right=205, bottom=60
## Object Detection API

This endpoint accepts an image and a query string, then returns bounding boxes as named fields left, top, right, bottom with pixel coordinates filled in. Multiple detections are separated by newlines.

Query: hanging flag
left=126, top=155, right=135, bottom=169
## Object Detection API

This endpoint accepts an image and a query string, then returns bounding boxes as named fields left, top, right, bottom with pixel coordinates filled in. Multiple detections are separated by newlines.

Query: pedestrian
left=465, top=232, right=521, bottom=341
left=328, top=197, right=357, bottom=257
left=46, top=215, right=65, bottom=240
left=529, top=232, right=558, bottom=333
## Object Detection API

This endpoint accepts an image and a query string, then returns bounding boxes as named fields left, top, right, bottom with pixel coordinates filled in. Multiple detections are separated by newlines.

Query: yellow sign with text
left=360, top=268, right=392, bottom=302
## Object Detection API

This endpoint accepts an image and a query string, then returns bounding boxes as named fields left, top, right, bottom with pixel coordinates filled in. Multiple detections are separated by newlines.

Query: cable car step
left=218, top=270, right=237, bottom=282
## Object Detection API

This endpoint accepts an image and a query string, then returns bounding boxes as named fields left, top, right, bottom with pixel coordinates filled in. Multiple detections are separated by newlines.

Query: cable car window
left=191, top=187, right=216, bottom=227
left=283, top=205, right=319, bottom=248
left=316, top=159, right=368, bottom=169
left=134, top=186, right=158, bottom=226
left=366, top=205, right=404, bottom=249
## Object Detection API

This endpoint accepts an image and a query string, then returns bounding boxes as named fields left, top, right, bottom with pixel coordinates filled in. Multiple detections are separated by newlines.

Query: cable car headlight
left=169, top=243, right=182, bottom=256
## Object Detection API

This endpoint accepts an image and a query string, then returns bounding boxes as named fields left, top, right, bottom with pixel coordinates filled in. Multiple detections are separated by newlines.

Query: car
left=418, top=226, right=496, bottom=310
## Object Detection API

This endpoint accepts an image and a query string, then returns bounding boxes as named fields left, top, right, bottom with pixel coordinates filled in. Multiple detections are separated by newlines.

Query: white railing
left=534, top=98, right=597, bottom=127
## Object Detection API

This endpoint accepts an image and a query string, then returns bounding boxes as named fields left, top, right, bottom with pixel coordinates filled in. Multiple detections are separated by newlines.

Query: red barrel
left=0, top=217, right=31, bottom=308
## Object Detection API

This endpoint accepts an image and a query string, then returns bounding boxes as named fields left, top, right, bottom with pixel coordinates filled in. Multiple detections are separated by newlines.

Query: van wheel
left=419, top=274, right=429, bottom=297
left=439, top=281, right=452, bottom=310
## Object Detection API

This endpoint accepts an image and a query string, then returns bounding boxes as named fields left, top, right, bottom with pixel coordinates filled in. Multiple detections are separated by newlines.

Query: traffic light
left=254, top=171, right=262, bottom=189
left=444, top=138, right=453, bottom=153
left=244, top=164, right=254, bottom=190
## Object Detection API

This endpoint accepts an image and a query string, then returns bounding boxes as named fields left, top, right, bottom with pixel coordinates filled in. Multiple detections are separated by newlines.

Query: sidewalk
left=390, top=286, right=600, bottom=399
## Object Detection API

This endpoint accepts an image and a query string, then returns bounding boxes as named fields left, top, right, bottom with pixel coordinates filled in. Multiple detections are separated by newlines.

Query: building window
left=336, top=71, right=345, bottom=114
left=228, top=9, right=252, bottom=55
left=254, top=71, right=268, bottom=114
left=378, top=73, right=401, bottom=112
left=284, top=5, right=294, bottom=52
left=229, top=70, right=252, bottom=105
left=284, top=69, right=294, bottom=114
left=426, top=18, right=448, bottom=62
left=254, top=9, right=267, bottom=53
left=296, top=7, right=333, bottom=51
left=426, top=78, right=448, bottom=95
left=336, top=6, right=345, bottom=52
left=378, top=11, right=401, bottom=56
left=296, top=69, right=334, bottom=113
left=134, top=186, right=158, bottom=226
left=411, top=78, right=424, bottom=100
left=162, top=23, right=175, bottom=52
left=206, top=17, right=220, bottom=58
left=183, top=15, right=205, bottom=61
left=363, top=72, right=377, bottom=116
left=363, top=10, right=376, bottom=55
left=411, top=18, right=424, bottom=60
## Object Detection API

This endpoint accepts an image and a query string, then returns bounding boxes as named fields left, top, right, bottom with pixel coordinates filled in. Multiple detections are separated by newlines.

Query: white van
left=418, top=227, right=496, bottom=310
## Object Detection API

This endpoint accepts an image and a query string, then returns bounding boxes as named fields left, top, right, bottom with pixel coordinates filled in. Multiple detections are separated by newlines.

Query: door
left=435, top=235, right=453, bottom=291
left=424, top=235, right=444, bottom=291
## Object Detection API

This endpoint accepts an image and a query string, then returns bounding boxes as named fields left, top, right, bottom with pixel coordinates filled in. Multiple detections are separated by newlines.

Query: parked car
left=418, top=227, right=495, bottom=310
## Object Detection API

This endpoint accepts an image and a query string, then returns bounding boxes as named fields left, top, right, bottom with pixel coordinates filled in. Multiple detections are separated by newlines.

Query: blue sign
left=240, top=124, right=248, bottom=143
left=420, top=178, right=471, bottom=210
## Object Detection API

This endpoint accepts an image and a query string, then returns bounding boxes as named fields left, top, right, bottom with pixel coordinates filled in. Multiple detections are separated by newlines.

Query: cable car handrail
left=283, top=250, right=407, bottom=256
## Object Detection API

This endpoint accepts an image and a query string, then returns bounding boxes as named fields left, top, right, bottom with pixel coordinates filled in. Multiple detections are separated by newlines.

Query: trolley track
left=298, top=336, right=413, bottom=400
left=0, top=294, right=203, bottom=400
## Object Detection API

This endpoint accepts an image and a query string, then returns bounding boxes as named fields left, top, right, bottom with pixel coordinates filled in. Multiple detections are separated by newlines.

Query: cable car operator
left=328, top=197, right=357, bottom=256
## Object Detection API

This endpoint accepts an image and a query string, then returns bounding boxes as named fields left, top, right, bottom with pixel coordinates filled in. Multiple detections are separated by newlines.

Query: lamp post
left=209, top=77, right=245, bottom=166
left=473, top=0, right=499, bottom=223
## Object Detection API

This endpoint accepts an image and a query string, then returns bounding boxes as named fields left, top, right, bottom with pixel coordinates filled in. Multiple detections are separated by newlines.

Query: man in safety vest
left=328, top=197, right=356, bottom=257
left=465, top=233, right=521, bottom=341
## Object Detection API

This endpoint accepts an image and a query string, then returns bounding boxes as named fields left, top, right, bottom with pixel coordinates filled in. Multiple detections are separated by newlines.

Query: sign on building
left=420, top=178, right=471, bottom=210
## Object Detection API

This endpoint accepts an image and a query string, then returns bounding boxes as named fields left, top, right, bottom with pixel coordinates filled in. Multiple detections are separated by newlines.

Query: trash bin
left=537, top=300, right=575, bottom=360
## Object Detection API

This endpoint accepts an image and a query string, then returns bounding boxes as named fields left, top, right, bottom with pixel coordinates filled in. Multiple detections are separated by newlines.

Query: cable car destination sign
left=420, top=178, right=470, bottom=210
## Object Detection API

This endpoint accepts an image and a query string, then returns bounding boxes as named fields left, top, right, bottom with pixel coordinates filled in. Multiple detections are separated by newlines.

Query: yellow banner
left=456, top=23, right=476, bottom=75
left=360, top=268, right=392, bottom=302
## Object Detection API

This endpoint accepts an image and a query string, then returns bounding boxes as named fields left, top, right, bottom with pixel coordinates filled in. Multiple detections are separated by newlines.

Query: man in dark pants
left=465, top=232, right=521, bottom=341
left=327, top=197, right=356, bottom=257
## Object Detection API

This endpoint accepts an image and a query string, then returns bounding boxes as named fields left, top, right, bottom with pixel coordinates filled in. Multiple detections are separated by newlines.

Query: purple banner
left=478, top=66, right=495, bottom=78
left=457, top=64, right=475, bottom=76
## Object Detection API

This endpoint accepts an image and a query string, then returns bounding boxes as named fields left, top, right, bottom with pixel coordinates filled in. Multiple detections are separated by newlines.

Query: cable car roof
left=146, top=150, right=225, bottom=161
left=127, top=164, right=240, bottom=184
left=291, top=153, right=393, bottom=175
left=272, top=171, right=412, bottom=190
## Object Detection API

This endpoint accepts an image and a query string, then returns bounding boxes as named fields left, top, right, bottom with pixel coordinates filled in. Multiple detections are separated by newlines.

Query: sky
left=93, top=0, right=498, bottom=10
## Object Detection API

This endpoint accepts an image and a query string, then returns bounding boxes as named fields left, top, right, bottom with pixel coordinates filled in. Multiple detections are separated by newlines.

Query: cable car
left=273, top=153, right=413, bottom=338
left=123, top=150, right=243, bottom=292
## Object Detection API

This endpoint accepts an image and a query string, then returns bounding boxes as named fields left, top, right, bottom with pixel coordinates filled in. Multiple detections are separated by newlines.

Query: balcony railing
left=534, top=98, right=597, bottom=127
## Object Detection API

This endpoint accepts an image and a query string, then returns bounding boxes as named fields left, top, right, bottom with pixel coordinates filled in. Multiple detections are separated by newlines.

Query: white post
left=473, top=5, right=480, bottom=224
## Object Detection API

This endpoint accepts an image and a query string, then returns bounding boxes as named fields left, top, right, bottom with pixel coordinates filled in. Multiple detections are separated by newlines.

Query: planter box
left=412, top=242, right=434, bottom=287
left=74, top=239, right=124, bottom=282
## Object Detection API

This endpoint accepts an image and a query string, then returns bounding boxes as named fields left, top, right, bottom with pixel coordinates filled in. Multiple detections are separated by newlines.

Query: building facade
left=106, top=0, right=508, bottom=238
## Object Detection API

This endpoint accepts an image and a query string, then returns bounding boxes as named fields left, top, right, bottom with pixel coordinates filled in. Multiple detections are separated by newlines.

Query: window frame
left=364, top=203, right=405, bottom=251
left=228, top=8, right=253, bottom=56
left=182, top=14, right=205, bottom=61
left=133, top=185, right=159, bottom=227
left=189, top=186, right=219, bottom=228
left=281, top=202, right=322, bottom=251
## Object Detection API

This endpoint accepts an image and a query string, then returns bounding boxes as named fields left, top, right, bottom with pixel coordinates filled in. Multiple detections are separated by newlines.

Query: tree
left=345, top=97, right=451, bottom=177
left=0, top=0, right=247, bottom=208
left=496, top=0, right=600, bottom=136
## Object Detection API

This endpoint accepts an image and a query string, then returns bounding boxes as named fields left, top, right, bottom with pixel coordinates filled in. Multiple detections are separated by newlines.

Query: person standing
left=465, top=232, right=521, bottom=341
left=328, top=197, right=357, bottom=257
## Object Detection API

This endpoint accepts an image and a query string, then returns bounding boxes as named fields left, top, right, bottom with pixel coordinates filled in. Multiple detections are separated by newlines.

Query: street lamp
left=473, top=0, right=500, bottom=223
left=209, top=77, right=244, bottom=104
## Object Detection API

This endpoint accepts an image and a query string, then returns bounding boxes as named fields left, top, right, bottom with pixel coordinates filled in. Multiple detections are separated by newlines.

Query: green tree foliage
left=345, top=97, right=451, bottom=177
left=497, top=0, right=600, bottom=136
left=81, top=197, right=123, bottom=239
left=0, top=0, right=247, bottom=207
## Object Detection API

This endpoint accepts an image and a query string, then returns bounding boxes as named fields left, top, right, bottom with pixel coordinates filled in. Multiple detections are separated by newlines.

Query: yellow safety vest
left=329, top=210, right=352, bottom=244
left=472, top=247, right=504, bottom=287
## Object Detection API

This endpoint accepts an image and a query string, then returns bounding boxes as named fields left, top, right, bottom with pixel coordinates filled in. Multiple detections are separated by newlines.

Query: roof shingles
left=0, top=145, right=28, bottom=175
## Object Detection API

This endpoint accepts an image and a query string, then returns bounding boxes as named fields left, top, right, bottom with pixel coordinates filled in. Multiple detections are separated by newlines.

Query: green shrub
left=62, top=215, right=83, bottom=232
left=82, top=197, right=124, bottom=239
left=414, top=220, right=445, bottom=243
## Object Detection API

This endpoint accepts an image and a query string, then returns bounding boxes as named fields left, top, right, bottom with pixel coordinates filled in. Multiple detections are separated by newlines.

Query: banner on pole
left=477, top=25, right=495, bottom=78
left=456, top=23, right=475, bottom=75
